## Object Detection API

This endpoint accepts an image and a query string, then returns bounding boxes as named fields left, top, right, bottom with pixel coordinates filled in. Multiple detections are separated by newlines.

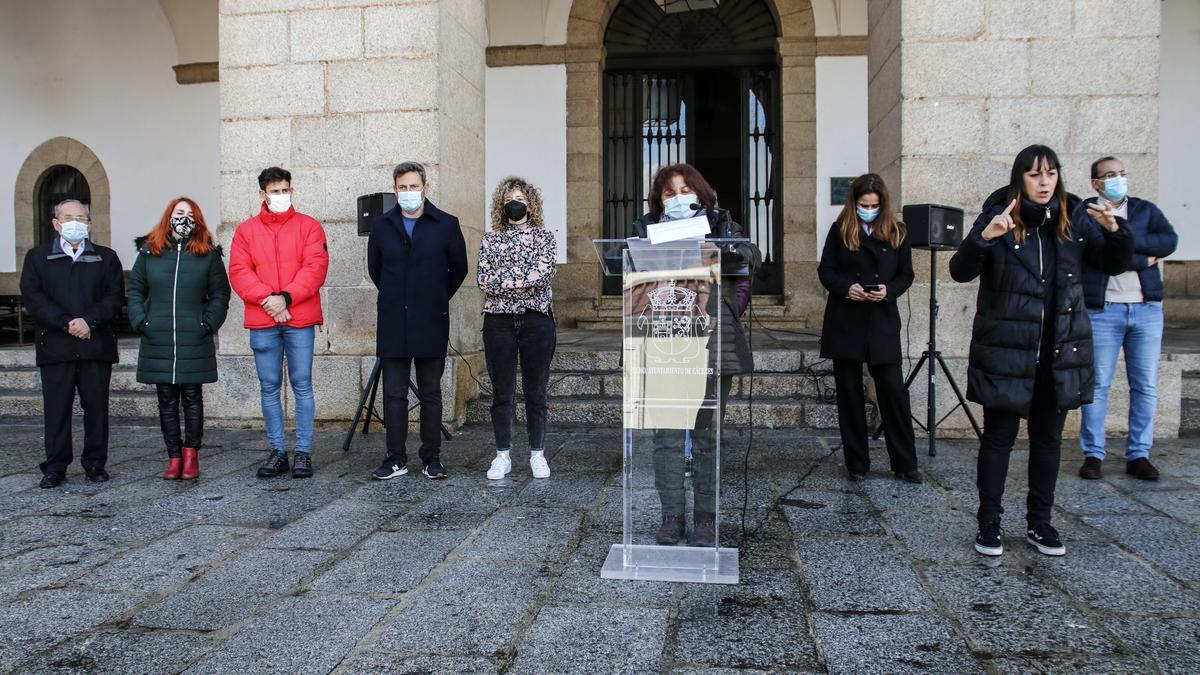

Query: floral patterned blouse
left=477, top=225, right=557, bottom=315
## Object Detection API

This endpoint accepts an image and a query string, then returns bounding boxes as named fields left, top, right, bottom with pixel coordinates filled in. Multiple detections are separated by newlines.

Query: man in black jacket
left=19, top=199, right=125, bottom=488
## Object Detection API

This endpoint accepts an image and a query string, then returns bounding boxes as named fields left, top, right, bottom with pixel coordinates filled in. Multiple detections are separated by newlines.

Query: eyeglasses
left=1096, top=171, right=1128, bottom=180
left=58, top=216, right=91, bottom=223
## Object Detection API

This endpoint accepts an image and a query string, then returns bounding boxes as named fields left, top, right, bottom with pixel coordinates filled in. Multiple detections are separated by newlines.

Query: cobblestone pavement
left=1, top=418, right=1199, bottom=673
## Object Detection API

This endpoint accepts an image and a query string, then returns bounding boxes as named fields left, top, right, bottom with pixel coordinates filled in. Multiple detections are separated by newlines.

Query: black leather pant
left=156, top=384, right=204, bottom=457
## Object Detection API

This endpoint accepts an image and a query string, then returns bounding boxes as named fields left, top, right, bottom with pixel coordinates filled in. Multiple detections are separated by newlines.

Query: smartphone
left=861, top=284, right=883, bottom=293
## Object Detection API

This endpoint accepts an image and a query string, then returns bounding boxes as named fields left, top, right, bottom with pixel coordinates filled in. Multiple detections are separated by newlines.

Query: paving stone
left=0, top=589, right=142, bottom=671
left=861, top=476, right=954, bottom=510
left=509, top=606, right=668, bottom=674
left=77, top=525, right=261, bottom=593
left=795, top=537, right=934, bottom=612
left=27, top=629, right=210, bottom=675
left=133, top=548, right=334, bottom=630
left=1103, top=617, right=1200, bottom=674
left=1083, top=514, right=1200, bottom=584
left=183, top=594, right=394, bottom=674
left=1055, top=477, right=1158, bottom=516
left=386, top=507, right=493, bottom=531
left=883, top=508, right=981, bottom=564
left=814, top=612, right=981, bottom=674
left=310, top=530, right=466, bottom=594
left=65, top=502, right=203, bottom=546
left=922, top=565, right=1116, bottom=655
left=203, top=480, right=352, bottom=529
left=0, top=514, right=95, bottom=557
left=546, top=533, right=672, bottom=608
left=263, top=498, right=399, bottom=551
left=1129, top=489, right=1200, bottom=527
left=374, top=561, right=548, bottom=656
left=0, top=472, right=43, bottom=497
left=547, top=438, right=623, bottom=473
left=0, top=544, right=125, bottom=599
left=990, top=655, right=1151, bottom=674
left=458, top=507, right=582, bottom=562
left=511, top=471, right=608, bottom=509
left=782, top=487, right=887, bottom=538
left=1030, top=541, right=1200, bottom=614
left=337, top=652, right=499, bottom=674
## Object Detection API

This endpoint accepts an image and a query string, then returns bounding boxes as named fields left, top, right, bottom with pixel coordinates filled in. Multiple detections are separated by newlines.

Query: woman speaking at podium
left=632, top=163, right=755, bottom=548
left=817, top=173, right=921, bottom=485
left=950, top=144, right=1132, bottom=558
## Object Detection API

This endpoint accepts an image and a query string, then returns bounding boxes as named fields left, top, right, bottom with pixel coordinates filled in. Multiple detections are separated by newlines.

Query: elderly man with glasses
left=1078, top=156, right=1180, bottom=482
left=19, top=199, right=126, bottom=488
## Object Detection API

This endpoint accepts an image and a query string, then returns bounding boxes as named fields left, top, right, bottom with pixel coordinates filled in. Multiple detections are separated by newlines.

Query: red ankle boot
left=162, top=456, right=183, bottom=480
left=180, top=448, right=199, bottom=480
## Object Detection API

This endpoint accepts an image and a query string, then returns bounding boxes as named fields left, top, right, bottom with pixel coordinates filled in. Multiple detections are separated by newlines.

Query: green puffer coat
left=127, top=237, right=231, bottom=384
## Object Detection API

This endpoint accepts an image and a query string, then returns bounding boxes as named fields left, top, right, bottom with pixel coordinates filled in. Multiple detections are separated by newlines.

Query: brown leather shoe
left=656, top=515, right=685, bottom=545
left=691, top=511, right=716, bottom=547
left=1126, top=458, right=1160, bottom=481
left=1079, top=457, right=1102, bottom=480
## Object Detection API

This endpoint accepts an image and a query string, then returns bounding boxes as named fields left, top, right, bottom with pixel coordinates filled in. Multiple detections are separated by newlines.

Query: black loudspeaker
left=357, top=192, right=396, bottom=236
left=903, top=203, right=964, bottom=250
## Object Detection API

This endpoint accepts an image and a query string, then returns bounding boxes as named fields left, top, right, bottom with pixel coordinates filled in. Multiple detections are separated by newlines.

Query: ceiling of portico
left=157, top=0, right=218, bottom=64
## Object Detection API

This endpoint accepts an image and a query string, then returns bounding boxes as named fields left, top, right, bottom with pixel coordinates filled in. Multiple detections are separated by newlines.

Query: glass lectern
left=594, top=236, right=743, bottom=584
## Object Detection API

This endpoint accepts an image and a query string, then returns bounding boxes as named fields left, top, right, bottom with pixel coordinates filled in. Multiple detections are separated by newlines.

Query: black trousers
left=39, top=360, right=112, bottom=476
left=155, top=384, right=204, bottom=457
left=382, top=356, right=444, bottom=465
left=482, top=311, right=557, bottom=451
left=977, top=371, right=1067, bottom=528
left=652, top=375, right=733, bottom=517
left=833, top=360, right=918, bottom=475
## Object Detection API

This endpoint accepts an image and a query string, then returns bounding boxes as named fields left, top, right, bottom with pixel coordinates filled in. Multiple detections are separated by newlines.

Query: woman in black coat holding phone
left=818, top=173, right=920, bottom=484
left=950, top=144, right=1132, bottom=558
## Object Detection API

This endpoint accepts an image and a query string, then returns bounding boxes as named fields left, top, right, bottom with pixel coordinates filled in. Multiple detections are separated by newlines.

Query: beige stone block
left=322, top=223, right=369, bottom=288
left=220, top=0, right=321, bottom=14
left=778, top=5, right=815, bottom=37
left=900, top=0, right=984, bottom=38
left=322, top=167, right=389, bottom=227
left=868, top=46, right=901, bottom=132
left=986, top=97, right=1072, bottom=155
left=292, top=116, right=363, bottom=169
left=438, top=11, right=486, bottom=92
left=221, top=64, right=325, bottom=118
left=308, top=355, right=368, bottom=421
left=442, top=0, right=487, bottom=47
left=782, top=93, right=816, bottom=123
left=1056, top=152, right=1157, bottom=205
left=219, top=12, right=289, bottom=67
left=205, top=355, right=263, bottom=420
left=436, top=69, right=484, bottom=136
left=566, top=98, right=600, bottom=128
left=219, top=120, right=290, bottom=173
left=219, top=171, right=260, bottom=226
left=291, top=9, right=363, bottom=63
left=567, top=153, right=600, bottom=183
left=328, top=59, right=438, bottom=114
left=900, top=156, right=1010, bottom=213
left=321, top=286, right=378, bottom=356
left=1074, top=0, right=1160, bottom=37
left=326, top=0, right=400, bottom=7
left=362, top=111, right=439, bottom=167
left=868, top=101, right=901, bottom=175
left=1073, top=97, right=1159, bottom=155
left=566, top=126, right=600, bottom=156
left=1030, top=38, right=1158, bottom=96
left=902, top=99, right=985, bottom=155
left=988, top=0, right=1071, bottom=39
left=901, top=41, right=1028, bottom=98
left=365, top=4, right=439, bottom=58
left=781, top=65, right=815, bottom=96
left=868, top=0, right=900, bottom=73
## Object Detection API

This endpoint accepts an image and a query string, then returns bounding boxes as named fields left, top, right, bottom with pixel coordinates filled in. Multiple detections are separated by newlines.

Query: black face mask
left=503, top=200, right=528, bottom=223
left=1019, top=197, right=1058, bottom=228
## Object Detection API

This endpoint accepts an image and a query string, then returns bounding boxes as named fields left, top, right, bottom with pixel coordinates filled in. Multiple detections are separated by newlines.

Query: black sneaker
left=256, top=450, right=289, bottom=478
left=1026, top=523, right=1066, bottom=556
left=39, top=473, right=64, bottom=489
left=291, top=453, right=313, bottom=479
left=85, top=467, right=110, bottom=483
left=371, top=456, right=409, bottom=480
left=975, top=521, right=1003, bottom=556
left=422, top=460, right=448, bottom=480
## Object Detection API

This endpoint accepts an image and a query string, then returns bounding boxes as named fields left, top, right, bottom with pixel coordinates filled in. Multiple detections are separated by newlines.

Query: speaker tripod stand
left=342, top=357, right=452, bottom=452
left=874, top=247, right=981, bottom=456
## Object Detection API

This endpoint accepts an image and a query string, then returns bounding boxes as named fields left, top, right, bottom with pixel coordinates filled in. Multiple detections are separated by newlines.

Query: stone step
left=1183, top=372, right=1200, bottom=436
left=548, top=347, right=823, bottom=374
left=466, top=395, right=838, bottom=430
left=0, top=346, right=141, bottom=368
left=0, top=389, right=160, bottom=418
left=484, top=371, right=833, bottom=400
left=0, top=365, right=142, bottom=392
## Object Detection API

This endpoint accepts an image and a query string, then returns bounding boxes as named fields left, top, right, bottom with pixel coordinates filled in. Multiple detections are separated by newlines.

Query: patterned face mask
left=171, top=215, right=195, bottom=238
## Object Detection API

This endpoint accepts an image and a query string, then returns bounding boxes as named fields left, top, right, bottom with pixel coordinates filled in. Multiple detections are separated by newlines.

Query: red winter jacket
left=229, top=203, right=329, bottom=329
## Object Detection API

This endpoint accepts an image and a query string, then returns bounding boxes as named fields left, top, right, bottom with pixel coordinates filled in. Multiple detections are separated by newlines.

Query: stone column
left=214, top=0, right=486, bottom=426
left=868, top=0, right=1165, bottom=436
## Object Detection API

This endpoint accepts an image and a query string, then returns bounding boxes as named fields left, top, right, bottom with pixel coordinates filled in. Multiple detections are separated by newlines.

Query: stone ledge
left=173, top=62, right=219, bottom=85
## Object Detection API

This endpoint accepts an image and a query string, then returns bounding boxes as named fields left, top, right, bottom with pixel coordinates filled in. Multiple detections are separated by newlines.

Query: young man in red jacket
left=229, top=167, right=329, bottom=479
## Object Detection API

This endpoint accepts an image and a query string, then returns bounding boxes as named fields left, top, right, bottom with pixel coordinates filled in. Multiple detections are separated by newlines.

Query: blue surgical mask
left=397, top=190, right=424, bottom=213
left=663, top=193, right=699, bottom=220
left=60, top=221, right=89, bottom=244
left=856, top=206, right=880, bottom=224
left=1101, top=176, right=1127, bottom=202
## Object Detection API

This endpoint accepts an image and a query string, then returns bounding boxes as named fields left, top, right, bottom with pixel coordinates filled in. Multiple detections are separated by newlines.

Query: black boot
left=256, top=450, right=289, bottom=478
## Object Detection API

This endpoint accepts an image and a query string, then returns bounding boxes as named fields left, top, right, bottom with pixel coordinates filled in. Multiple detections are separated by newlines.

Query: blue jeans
left=249, top=326, right=315, bottom=454
left=1080, top=302, right=1163, bottom=461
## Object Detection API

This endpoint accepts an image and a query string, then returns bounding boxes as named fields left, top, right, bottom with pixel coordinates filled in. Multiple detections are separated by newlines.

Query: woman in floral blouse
left=478, top=177, right=558, bottom=480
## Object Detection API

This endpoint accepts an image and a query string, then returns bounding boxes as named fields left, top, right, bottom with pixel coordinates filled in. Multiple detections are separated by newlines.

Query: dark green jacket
left=127, top=237, right=231, bottom=384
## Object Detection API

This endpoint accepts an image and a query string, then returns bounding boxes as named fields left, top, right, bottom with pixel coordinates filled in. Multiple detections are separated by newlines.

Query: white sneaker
left=530, top=450, right=551, bottom=479
left=487, top=452, right=512, bottom=480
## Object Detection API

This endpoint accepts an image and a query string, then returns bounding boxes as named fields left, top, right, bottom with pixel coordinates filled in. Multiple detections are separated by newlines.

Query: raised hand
left=982, top=198, right=1018, bottom=241
left=1087, top=201, right=1119, bottom=232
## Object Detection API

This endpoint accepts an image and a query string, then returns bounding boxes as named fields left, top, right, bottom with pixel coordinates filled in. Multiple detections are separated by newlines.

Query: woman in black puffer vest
left=127, top=197, right=230, bottom=481
left=950, top=145, right=1132, bottom=558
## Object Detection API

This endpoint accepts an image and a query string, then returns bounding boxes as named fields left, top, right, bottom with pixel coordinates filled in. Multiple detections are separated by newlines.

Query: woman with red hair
left=127, top=198, right=230, bottom=480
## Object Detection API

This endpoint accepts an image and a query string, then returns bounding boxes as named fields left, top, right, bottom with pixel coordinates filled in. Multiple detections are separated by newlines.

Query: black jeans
left=382, top=356, right=445, bottom=465
left=833, top=360, right=918, bottom=475
left=977, top=371, right=1068, bottom=528
left=652, top=375, right=733, bottom=517
left=482, top=311, right=557, bottom=450
left=39, top=360, right=111, bottom=476
left=155, top=384, right=204, bottom=458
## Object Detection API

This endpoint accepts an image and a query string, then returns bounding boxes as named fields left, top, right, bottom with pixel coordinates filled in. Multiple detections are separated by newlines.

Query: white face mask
left=60, top=220, right=89, bottom=244
left=266, top=193, right=292, bottom=213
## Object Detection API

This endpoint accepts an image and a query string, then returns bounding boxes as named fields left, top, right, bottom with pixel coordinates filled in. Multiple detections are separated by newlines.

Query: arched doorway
left=33, top=165, right=90, bottom=247
left=602, top=0, right=783, bottom=294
